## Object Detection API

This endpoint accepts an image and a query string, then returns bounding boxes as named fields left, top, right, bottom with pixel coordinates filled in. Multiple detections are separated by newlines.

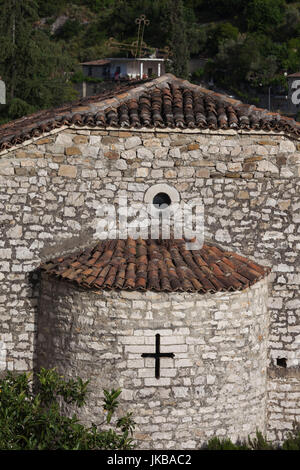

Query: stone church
left=0, top=74, right=299, bottom=449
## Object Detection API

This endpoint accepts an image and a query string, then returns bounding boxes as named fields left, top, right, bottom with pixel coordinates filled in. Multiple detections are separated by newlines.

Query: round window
left=152, top=192, right=172, bottom=210
left=144, top=184, right=180, bottom=208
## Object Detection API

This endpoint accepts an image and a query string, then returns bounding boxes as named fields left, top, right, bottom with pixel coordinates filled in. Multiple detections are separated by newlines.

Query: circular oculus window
left=144, top=184, right=180, bottom=210
left=152, top=192, right=172, bottom=210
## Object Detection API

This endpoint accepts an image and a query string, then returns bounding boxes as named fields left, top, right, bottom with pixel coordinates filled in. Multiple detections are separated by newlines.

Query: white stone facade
left=0, top=126, right=300, bottom=444
left=38, top=275, right=269, bottom=449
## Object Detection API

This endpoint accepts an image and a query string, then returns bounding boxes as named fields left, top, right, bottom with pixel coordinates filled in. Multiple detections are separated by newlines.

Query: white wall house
left=81, top=57, right=165, bottom=80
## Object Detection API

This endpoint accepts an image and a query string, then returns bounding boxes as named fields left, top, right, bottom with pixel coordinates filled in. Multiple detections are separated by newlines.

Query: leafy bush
left=70, top=70, right=104, bottom=84
left=203, top=428, right=300, bottom=450
left=0, top=368, right=135, bottom=450
left=7, top=98, right=36, bottom=120
left=191, top=67, right=205, bottom=83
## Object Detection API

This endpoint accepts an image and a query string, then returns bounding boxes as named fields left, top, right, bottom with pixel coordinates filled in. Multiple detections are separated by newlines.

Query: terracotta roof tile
left=40, top=238, right=271, bottom=294
left=81, top=59, right=111, bottom=66
left=1, top=74, right=300, bottom=153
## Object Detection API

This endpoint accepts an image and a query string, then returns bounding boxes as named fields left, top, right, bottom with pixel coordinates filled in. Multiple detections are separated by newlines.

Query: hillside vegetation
left=0, top=0, right=300, bottom=121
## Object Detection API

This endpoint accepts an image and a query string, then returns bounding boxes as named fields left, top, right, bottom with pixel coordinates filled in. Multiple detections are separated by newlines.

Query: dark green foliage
left=204, top=428, right=300, bottom=450
left=55, top=19, right=83, bottom=41
left=70, top=70, right=103, bottom=84
left=204, top=437, right=249, bottom=450
left=6, top=98, right=36, bottom=120
left=0, top=0, right=77, bottom=118
left=247, top=430, right=275, bottom=450
left=191, top=67, right=205, bottom=83
left=164, top=0, right=190, bottom=79
left=246, top=0, right=286, bottom=34
left=0, top=368, right=135, bottom=450
left=37, top=0, right=67, bottom=17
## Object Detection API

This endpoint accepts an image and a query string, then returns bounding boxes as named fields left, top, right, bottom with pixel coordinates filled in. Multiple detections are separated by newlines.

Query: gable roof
left=1, top=73, right=300, bottom=153
left=287, top=72, right=300, bottom=78
left=40, top=238, right=271, bottom=294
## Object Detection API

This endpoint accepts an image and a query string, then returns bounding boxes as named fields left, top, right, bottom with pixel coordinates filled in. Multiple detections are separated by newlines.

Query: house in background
left=81, top=57, right=165, bottom=80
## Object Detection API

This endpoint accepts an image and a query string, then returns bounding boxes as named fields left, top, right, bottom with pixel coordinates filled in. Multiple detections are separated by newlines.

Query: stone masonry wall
left=37, top=275, right=269, bottom=449
left=0, top=126, right=300, bottom=443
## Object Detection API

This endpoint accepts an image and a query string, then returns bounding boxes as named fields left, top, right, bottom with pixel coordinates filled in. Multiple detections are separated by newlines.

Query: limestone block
left=164, top=169, right=176, bottom=178
left=64, top=207, right=76, bottom=217
left=215, top=229, right=231, bottom=243
left=104, top=150, right=119, bottom=160
left=6, top=225, right=22, bottom=238
left=73, top=135, right=88, bottom=144
left=55, top=133, right=73, bottom=146
left=151, top=169, right=163, bottom=178
left=58, top=165, right=77, bottom=178
left=65, top=146, right=82, bottom=156
left=115, top=159, right=128, bottom=170
left=216, top=162, right=227, bottom=173
left=178, top=167, right=194, bottom=178
left=193, top=168, right=208, bottom=179
left=122, top=150, right=136, bottom=160
left=228, top=162, right=242, bottom=172
left=237, top=191, right=250, bottom=199
left=136, top=167, right=149, bottom=177
left=168, top=148, right=180, bottom=159
left=124, top=136, right=142, bottom=149
left=279, top=140, right=296, bottom=153
left=16, top=247, right=33, bottom=260
left=286, top=299, right=300, bottom=309
left=0, top=249, right=12, bottom=259
left=0, top=166, right=14, bottom=176
left=81, top=169, right=97, bottom=178
left=65, top=192, right=84, bottom=207
left=143, top=138, right=161, bottom=148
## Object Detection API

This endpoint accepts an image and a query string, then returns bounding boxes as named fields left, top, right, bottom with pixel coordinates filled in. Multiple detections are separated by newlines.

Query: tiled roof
left=81, top=59, right=111, bottom=66
left=0, top=78, right=151, bottom=152
left=1, top=74, right=300, bottom=152
left=40, top=238, right=271, bottom=293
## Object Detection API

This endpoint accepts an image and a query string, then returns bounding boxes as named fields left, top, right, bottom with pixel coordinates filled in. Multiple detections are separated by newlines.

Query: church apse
left=37, top=238, right=271, bottom=449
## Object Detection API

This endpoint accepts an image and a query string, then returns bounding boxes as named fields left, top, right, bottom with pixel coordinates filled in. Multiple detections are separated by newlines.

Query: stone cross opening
left=141, top=333, right=175, bottom=379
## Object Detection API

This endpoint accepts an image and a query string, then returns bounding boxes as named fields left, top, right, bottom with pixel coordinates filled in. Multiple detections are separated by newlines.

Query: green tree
left=0, top=368, right=135, bottom=450
left=37, top=0, right=67, bottom=16
left=164, top=0, right=190, bottom=79
left=282, top=38, right=300, bottom=72
left=246, top=0, right=286, bottom=34
left=211, top=32, right=283, bottom=89
left=0, top=0, right=77, bottom=117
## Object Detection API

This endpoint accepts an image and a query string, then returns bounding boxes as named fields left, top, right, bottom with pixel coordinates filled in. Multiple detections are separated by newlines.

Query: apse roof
left=40, top=238, right=271, bottom=294
left=1, top=73, right=300, bottom=153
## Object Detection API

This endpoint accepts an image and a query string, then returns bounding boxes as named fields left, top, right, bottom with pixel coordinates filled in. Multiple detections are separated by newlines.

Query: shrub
left=0, top=368, right=135, bottom=450
left=203, top=427, right=300, bottom=450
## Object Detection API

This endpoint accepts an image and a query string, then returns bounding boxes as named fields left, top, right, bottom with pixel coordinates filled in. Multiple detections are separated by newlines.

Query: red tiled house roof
left=40, top=238, right=271, bottom=293
left=80, top=59, right=111, bottom=66
left=1, top=74, right=300, bottom=152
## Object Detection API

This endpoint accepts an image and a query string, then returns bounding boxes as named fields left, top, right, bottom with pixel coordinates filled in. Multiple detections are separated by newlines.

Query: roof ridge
left=1, top=74, right=300, bottom=152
